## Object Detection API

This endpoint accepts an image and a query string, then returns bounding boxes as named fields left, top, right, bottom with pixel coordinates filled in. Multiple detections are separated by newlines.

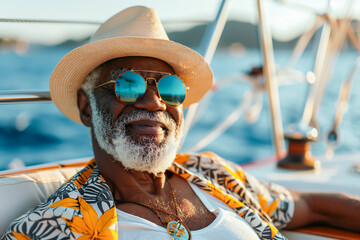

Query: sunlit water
left=1, top=45, right=359, bottom=170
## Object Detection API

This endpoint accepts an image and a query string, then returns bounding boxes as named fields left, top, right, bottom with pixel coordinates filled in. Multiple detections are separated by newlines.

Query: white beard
left=89, top=93, right=183, bottom=174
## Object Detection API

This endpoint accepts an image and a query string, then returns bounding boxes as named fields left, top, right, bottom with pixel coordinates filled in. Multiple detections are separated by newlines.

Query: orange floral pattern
left=171, top=153, right=294, bottom=240
left=4, top=153, right=293, bottom=240
left=10, top=232, right=31, bottom=240
left=61, top=198, right=117, bottom=240
left=3, top=159, right=117, bottom=240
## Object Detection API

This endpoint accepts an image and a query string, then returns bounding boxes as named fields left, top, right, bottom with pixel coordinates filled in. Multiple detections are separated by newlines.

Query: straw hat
left=49, top=6, right=213, bottom=124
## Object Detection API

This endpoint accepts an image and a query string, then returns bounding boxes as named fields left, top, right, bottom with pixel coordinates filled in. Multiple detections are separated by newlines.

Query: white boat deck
left=281, top=230, right=333, bottom=240
left=245, top=152, right=360, bottom=239
left=246, top=153, right=360, bottom=197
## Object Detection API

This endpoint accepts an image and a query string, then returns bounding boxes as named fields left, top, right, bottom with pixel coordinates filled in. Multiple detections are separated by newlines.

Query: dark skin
left=77, top=56, right=216, bottom=230
left=78, top=56, right=360, bottom=233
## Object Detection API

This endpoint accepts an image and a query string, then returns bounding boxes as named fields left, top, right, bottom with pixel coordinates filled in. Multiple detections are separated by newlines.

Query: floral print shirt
left=2, top=152, right=294, bottom=240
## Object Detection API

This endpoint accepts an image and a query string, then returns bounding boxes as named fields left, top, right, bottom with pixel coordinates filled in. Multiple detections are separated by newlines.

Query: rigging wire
left=285, top=15, right=324, bottom=69
left=325, top=57, right=360, bottom=159
left=184, top=12, right=356, bottom=153
left=0, top=18, right=102, bottom=25
left=0, top=18, right=209, bottom=25
left=347, top=21, right=360, bottom=52
left=187, top=90, right=256, bottom=153
left=300, top=3, right=355, bottom=130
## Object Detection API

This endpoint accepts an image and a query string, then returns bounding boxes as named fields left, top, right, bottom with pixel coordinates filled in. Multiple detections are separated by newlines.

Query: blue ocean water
left=0, top=45, right=359, bottom=170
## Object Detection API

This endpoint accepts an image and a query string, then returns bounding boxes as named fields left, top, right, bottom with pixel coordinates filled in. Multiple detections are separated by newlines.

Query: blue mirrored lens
left=115, top=72, right=147, bottom=103
left=157, top=76, right=186, bottom=107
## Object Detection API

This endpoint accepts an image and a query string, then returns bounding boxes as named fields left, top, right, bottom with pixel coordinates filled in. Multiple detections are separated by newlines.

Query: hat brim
left=49, top=36, right=213, bottom=124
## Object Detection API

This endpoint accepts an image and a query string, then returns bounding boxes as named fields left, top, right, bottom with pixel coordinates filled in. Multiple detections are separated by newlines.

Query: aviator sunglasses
left=94, top=70, right=189, bottom=107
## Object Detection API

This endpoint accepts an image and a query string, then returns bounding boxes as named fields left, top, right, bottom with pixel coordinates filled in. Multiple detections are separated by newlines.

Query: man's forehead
left=100, top=57, right=175, bottom=74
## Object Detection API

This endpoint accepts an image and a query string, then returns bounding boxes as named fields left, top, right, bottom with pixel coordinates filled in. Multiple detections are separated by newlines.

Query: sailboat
left=0, top=0, right=360, bottom=239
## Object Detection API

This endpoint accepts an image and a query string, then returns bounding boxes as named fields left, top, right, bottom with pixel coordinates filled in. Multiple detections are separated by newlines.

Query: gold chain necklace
left=115, top=180, right=191, bottom=240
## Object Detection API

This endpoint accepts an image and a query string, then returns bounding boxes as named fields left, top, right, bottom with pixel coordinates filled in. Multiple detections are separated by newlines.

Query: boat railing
left=0, top=91, right=51, bottom=104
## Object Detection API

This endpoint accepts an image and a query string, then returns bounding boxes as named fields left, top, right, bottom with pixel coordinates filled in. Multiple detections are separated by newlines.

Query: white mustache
left=115, top=110, right=176, bottom=131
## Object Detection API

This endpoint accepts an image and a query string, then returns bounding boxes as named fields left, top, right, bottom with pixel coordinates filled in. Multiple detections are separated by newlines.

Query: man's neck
left=92, top=138, right=167, bottom=200
left=125, top=169, right=167, bottom=195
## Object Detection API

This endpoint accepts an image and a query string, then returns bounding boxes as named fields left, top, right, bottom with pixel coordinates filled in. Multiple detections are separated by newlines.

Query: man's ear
left=77, top=89, right=93, bottom=127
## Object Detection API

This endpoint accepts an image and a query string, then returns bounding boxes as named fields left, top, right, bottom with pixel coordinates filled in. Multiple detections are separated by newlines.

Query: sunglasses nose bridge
left=144, top=77, right=157, bottom=85
left=130, top=76, right=166, bottom=111
left=144, top=77, right=162, bottom=99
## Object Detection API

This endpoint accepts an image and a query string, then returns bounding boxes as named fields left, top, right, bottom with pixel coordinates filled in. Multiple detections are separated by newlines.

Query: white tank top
left=116, top=183, right=260, bottom=240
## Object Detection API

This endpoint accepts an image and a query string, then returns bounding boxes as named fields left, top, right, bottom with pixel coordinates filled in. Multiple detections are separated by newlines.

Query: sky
left=0, top=0, right=359, bottom=45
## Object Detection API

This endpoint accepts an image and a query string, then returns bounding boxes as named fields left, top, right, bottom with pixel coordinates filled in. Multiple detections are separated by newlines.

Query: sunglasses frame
left=94, top=70, right=189, bottom=107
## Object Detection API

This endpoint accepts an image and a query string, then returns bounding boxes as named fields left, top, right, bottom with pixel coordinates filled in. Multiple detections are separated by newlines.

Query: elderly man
left=3, top=6, right=360, bottom=240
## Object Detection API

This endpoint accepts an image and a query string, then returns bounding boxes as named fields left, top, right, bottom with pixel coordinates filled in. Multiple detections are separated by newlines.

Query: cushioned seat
left=0, top=159, right=89, bottom=235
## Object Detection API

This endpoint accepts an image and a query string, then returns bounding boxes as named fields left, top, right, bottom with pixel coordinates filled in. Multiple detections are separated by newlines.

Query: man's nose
left=133, top=83, right=166, bottom=111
